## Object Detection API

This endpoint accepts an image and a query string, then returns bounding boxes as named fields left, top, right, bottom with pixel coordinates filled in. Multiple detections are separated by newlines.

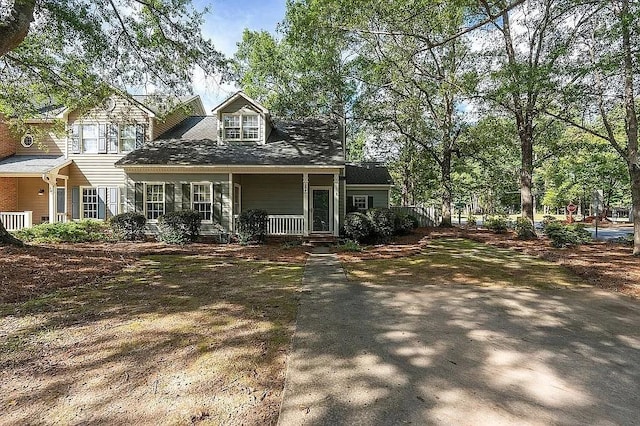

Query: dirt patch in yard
left=0, top=240, right=308, bottom=303
left=0, top=254, right=303, bottom=425
left=339, top=227, right=640, bottom=299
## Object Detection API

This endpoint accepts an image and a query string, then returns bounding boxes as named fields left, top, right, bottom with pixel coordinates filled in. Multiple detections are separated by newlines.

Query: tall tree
left=477, top=0, right=592, bottom=226
left=0, top=0, right=223, bottom=117
left=547, top=0, right=640, bottom=254
left=0, top=0, right=224, bottom=245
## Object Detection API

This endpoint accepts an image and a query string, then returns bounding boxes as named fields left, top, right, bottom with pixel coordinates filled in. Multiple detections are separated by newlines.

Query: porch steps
left=303, top=235, right=338, bottom=247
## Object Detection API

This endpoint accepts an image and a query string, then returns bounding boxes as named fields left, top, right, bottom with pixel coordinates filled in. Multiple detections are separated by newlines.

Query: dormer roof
left=211, top=91, right=269, bottom=115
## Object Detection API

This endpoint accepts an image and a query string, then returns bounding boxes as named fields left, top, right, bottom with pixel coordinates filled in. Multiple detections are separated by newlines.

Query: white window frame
left=81, top=186, right=99, bottom=219
left=222, top=113, right=260, bottom=142
left=119, top=124, right=137, bottom=153
left=81, top=123, right=99, bottom=153
left=191, top=182, right=213, bottom=223
left=144, top=182, right=165, bottom=222
left=353, top=195, right=368, bottom=211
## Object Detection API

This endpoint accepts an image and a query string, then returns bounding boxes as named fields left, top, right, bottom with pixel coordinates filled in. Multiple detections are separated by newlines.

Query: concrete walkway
left=278, top=251, right=640, bottom=425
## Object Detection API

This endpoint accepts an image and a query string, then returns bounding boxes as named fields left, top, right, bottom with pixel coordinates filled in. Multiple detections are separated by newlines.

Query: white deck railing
left=56, top=213, right=67, bottom=224
left=0, top=211, right=33, bottom=231
left=233, top=214, right=305, bottom=236
left=267, top=215, right=305, bottom=235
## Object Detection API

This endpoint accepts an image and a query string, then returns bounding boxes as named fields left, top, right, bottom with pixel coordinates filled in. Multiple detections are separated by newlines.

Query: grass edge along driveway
left=343, top=238, right=588, bottom=291
left=0, top=254, right=303, bottom=426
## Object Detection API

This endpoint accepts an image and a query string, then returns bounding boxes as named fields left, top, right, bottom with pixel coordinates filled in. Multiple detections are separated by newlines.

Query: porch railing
left=233, top=214, right=305, bottom=236
left=56, top=213, right=67, bottom=224
left=0, top=211, right=33, bottom=232
left=267, top=215, right=305, bottom=235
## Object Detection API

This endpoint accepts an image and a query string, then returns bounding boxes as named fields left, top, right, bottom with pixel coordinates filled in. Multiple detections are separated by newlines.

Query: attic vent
left=21, top=133, right=34, bottom=148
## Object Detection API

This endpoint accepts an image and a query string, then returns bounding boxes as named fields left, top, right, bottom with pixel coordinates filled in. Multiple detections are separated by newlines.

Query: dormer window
left=223, top=113, right=259, bottom=141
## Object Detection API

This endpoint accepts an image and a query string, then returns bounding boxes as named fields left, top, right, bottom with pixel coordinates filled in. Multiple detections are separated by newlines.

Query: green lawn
left=343, top=238, right=585, bottom=290
left=0, top=255, right=303, bottom=425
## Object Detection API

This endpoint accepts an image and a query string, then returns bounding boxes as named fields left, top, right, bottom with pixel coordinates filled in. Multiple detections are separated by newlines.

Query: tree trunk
left=630, top=166, right=640, bottom=255
left=439, top=149, right=453, bottom=227
left=0, top=219, right=24, bottom=246
left=0, top=0, right=36, bottom=57
left=621, top=0, right=640, bottom=255
left=520, top=133, right=535, bottom=223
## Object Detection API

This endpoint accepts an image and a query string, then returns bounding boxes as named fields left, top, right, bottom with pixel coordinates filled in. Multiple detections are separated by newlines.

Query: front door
left=311, top=188, right=331, bottom=233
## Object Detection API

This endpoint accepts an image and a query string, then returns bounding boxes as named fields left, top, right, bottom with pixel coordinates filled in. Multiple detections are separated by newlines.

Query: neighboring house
left=0, top=91, right=393, bottom=237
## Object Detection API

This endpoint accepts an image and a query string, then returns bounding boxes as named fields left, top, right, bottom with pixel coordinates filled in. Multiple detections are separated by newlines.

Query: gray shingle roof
left=345, top=163, right=393, bottom=185
left=116, top=117, right=345, bottom=167
left=131, top=95, right=199, bottom=115
left=0, top=155, right=69, bottom=174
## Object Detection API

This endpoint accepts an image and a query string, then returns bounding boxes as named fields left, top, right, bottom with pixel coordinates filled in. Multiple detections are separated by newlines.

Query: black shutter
left=367, top=196, right=374, bottom=210
left=165, top=184, right=175, bottom=213
left=346, top=196, right=356, bottom=213
left=71, top=125, right=80, bottom=154
left=71, top=187, right=80, bottom=219
left=182, top=184, right=191, bottom=210
left=213, top=184, right=222, bottom=224
left=135, top=124, right=145, bottom=149
left=135, top=182, right=144, bottom=213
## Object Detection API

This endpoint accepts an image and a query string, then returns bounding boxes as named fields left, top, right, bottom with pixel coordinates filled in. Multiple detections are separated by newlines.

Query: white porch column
left=48, top=181, right=57, bottom=223
left=303, top=173, right=309, bottom=236
left=333, top=173, right=340, bottom=236
left=228, top=173, right=234, bottom=233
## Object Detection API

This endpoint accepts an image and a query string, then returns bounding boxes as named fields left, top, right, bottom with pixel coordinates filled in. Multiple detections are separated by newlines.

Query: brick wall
left=0, top=177, right=18, bottom=211
left=0, top=119, right=17, bottom=159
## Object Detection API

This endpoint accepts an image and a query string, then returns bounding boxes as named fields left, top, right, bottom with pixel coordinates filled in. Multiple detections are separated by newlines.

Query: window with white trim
left=82, top=188, right=99, bottom=219
left=222, top=113, right=260, bottom=141
left=192, top=183, right=212, bottom=221
left=82, top=124, right=99, bottom=153
left=353, top=195, right=368, bottom=211
left=146, top=184, right=165, bottom=220
left=120, top=124, right=136, bottom=152
left=242, top=115, right=259, bottom=139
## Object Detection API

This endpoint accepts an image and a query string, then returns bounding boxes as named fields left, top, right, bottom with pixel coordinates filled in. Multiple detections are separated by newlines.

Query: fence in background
left=390, top=205, right=439, bottom=227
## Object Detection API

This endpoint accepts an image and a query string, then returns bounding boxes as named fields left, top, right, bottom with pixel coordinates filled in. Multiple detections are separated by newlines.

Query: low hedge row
left=343, top=208, right=418, bottom=243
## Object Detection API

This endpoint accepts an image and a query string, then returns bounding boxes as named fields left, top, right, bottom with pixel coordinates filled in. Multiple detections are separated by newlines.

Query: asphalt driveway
left=278, top=253, right=640, bottom=425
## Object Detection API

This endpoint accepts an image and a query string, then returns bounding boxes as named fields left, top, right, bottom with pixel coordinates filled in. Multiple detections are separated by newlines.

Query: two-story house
left=0, top=91, right=393, bottom=237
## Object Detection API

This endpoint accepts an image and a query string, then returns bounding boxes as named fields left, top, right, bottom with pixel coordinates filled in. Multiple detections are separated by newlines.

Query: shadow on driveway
left=279, top=253, right=640, bottom=425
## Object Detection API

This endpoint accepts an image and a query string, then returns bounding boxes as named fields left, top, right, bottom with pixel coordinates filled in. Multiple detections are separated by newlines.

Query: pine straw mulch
left=338, top=227, right=640, bottom=299
left=0, top=241, right=308, bottom=304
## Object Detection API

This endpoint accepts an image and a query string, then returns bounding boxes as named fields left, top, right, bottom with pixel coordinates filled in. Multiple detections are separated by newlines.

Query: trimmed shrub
left=515, top=217, right=537, bottom=239
left=393, top=213, right=415, bottom=235
left=337, top=239, right=362, bottom=252
left=157, top=210, right=201, bottom=244
left=15, top=220, right=112, bottom=243
left=343, top=212, right=374, bottom=243
left=406, top=214, right=420, bottom=229
left=236, top=209, right=268, bottom=245
left=367, top=208, right=396, bottom=239
left=110, top=212, right=146, bottom=241
left=543, top=221, right=592, bottom=248
left=485, top=215, right=508, bottom=233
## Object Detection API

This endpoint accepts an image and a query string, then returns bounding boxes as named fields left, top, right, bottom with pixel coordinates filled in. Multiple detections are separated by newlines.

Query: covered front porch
left=231, top=171, right=343, bottom=237
left=0, top=156, right=72, bottom=231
